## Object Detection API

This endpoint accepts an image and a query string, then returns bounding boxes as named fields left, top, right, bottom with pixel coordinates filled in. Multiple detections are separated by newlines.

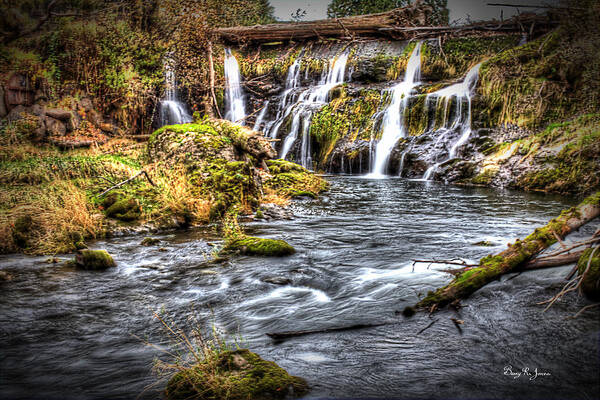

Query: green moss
left=105, top=197, right=141, bottom=221
left=165, top=349, right=308, bottom=400
left=223, top=237, right=295, bottom=257
left=577, top=248, right=600, bottom=300
left=75, top=249, right=116, bottom=270
left=471, top=169, right=497, bottom=185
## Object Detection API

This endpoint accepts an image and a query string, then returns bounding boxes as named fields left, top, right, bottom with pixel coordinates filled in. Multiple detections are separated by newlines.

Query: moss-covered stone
left=75, top=249, right=116, bottom=270
left=12, top=215, right=33, bottom=248
left=223, top=237, right=295, bottom=257
left=165, top=349, right=308, bottom=400
left=577, top=248, right=600, bottom=301
left=105, top=197, right=141, bottom=221
left=141, top=237, right=160, bottom=246
left=264, top=160, right=328, bottom=198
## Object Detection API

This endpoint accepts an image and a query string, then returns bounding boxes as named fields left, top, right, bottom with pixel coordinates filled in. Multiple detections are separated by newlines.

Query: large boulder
left=165, top=349, right=307, bottom=400
left=44, top=116, right=67, bottom=136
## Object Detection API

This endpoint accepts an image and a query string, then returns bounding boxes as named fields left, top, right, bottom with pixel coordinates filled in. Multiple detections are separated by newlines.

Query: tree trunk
left=417, top=192, right=600, bottom=310
left=207, top=40, right=221, bottom=119
left=215, top=8, right=555, bottom=44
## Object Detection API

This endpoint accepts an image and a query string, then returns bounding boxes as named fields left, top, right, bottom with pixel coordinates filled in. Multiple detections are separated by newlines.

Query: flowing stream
left=1, top=178, right=598, bottom=400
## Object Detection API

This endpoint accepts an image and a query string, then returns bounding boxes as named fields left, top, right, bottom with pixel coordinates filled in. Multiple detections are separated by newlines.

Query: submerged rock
left=577, top=248, right=600, bottom=300
left=223, top=237, right=295, bottom=257
left=75, top=249, right=116, bottom=270
left=140, top=237, right=161, bottom=246
left=165, top=349, right=307, bottom=400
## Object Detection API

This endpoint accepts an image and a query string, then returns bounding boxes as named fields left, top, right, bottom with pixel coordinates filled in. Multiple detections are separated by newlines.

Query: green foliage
left=327, top=0, right=448, bottom=25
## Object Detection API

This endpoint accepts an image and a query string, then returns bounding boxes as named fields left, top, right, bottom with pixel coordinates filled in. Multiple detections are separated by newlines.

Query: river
left=1, top=176, right=598, bottom=399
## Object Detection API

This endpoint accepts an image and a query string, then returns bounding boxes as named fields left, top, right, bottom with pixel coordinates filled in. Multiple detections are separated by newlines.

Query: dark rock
left=578, top=248, right=600, bottom=301
left=263, top=276, right=292, bottom=285
left=0, top=270, right=14, bottom=282
left=44, top=116, right=67, bottom=136
left=45, top=108, right=72, bottom=121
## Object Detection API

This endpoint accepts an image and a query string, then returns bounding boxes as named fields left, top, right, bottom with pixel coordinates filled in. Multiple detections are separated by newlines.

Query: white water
left=278, top=53, right=349, bottom=167
left=368, top=43, right=423, bottom=178
left=252, top=100, right=269, bottom=131
left=224, top=49, right=246, bottom=125
left=159, top=60, right=192, bottom=125
left=422, top=63, right=481, bottom=180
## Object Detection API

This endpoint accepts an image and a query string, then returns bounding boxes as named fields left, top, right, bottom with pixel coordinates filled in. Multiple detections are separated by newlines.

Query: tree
left=327, top=0, right=448, bottom=26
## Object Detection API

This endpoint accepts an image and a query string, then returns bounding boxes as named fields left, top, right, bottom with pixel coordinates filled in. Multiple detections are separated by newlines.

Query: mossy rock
left=75, top=249, right=116, bottom=270
left=105, top=197, right=141, bottom=221
left=224, top=237, right=295, bottom=257
left=12, top=215, right=33, bottom=248
left=577, top=248, right=600, bottom=301
left=165, top=349, right=308, bottom=400
left=141, top=237, right=161, bottom=246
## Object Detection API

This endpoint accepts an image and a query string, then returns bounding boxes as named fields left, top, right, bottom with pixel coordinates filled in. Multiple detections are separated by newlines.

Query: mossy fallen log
left=417, top=191, right=600, bottom=310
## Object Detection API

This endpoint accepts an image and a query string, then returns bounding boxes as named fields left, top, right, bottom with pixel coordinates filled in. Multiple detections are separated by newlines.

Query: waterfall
left=422, top=63, right=482, bottom=180
left=368, top=42, right=422, bottom=177
left=159, top=60, right=192, bottom=126
left=224, top=49, right=246, bottom=125
left=277, top=52, right=349, bottom=168
left=253, top=101, right=269, bottom=131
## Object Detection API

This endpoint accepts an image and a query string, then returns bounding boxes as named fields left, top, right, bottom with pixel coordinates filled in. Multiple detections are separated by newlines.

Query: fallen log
left=416, top=192, right=600, bottom=310
left=266, top=323, right=386, bottom=340
left=216, top=7, right=555, bottom=44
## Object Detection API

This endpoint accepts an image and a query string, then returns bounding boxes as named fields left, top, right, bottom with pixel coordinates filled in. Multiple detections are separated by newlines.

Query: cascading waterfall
left=422, top=63, right=482, bottom=180
left=276, top=52, right=349, bottom=168
left=368, top=42, right=422, bottom=177
left=224, top=48, right=246, bottom=125
left=264, top=56, right=303, bottom=138
left=160, top=60, right=192, bottom=126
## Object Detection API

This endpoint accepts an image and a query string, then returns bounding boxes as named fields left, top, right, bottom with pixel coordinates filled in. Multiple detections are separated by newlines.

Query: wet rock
left=0, top=270, right=14, bottom=282
left=75, top=249, right=116, bottom=270
left=263, top=276, right=292, bottom=285
left=473, top=240, right=494, bottom=247
left=141, top=237, right=161, bottom=246
left=260, top=203, right=293, bottom=220
left=223, top=237, right=295, bottom=257
left=165, top=348, right=307, bottom=400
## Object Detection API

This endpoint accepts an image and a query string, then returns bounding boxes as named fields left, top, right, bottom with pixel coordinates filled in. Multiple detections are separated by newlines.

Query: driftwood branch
left=97, top=170, right=155, bottom=197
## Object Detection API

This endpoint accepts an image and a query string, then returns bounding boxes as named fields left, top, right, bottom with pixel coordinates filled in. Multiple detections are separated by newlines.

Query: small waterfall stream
left=368, top=43, right=423, bottom=177
left=276, top=53, right=349, bottom=168
left=422, top=63, right=482, bottom=180
left=224, top=49, right=247, bottom=125
left=159, top=60, right=192, bottom=126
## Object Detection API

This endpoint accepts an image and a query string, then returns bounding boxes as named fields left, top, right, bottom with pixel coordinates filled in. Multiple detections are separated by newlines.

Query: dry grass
left=149, top=165, right=212, bottom=225
left=261, top=187, right=291, bottom=206
left=0, top=180, right=103, bottom=254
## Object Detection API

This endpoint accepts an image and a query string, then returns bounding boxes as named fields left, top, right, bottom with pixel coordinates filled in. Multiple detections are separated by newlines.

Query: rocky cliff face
left=226, top=29, right=598, bottom=196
